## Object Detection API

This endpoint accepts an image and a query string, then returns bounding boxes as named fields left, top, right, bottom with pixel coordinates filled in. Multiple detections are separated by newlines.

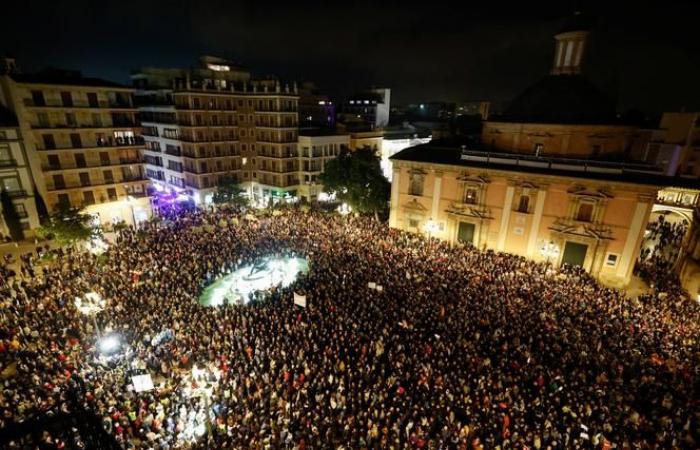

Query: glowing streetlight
left=539, top=241, right=560, bottom=265
left=76, top=291, right=105, bottom=336
left=424, top=218, right=439, bottom=247
left=337, top=203, right=352, bottom=216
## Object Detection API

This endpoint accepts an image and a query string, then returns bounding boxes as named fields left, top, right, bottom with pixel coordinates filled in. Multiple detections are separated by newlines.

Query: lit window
left=533, top=143, right=544, bottom=156
left=349, top=100, right=355, bottom=104
left=318, top=101, right=326, bottom=105
left=364, top=100, right=369, bottom=104
left=464, top=188, right=477, bottom=205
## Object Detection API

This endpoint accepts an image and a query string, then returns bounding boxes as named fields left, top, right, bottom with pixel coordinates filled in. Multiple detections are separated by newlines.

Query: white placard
left=132, top=374, right=154, bottom=393
left=368, top=282, right=376, bottom=289
left=293, top=293, right=307, bottom=308
left=376, top=285, right=383, bottom=292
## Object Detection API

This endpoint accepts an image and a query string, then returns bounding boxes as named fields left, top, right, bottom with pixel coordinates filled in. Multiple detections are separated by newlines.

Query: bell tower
left=551, top=11, right=591, bottom=75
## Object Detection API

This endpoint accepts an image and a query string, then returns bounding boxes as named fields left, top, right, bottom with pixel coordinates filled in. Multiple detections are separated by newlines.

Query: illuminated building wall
left=388, top=144, right=700, bottom=288
left=133, top=57, right=299, bottom=204
left=297, top=132, right=349, bottom=202
left=0, top=107, right=40, bottom=233
left=0, top=70, right=150, bottom=226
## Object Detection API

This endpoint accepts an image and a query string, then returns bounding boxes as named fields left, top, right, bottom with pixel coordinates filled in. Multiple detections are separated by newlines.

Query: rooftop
left=497, top=75, right=617, bottom=125
left=390, top=143, right=700, bottom=189
left=11, top=68, right=128, bottom=89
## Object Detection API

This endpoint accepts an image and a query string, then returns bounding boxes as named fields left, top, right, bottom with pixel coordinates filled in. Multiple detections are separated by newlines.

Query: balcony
left=0, top=158, right=18, bottom=167
left=37, top=137, right=145, bottom=152
left=23, top=98, right=135, bottom=109
left=47, top=177, right=146, bottom=192
left=6, top=189, right=28, bottom=198
left=31, top=121, right=139, bottom=130
left=165, top=148, right=182, bottom=157
left=42, top=159, right=142, bottom=171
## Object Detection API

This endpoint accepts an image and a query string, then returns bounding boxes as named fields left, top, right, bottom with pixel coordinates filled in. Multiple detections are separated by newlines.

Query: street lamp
left=337, top=203, right=352, bottom=216
left=75, top=291, right=105, bottom=337
left=424, top=218, right=439, bottom=248
left=539, top=241, right=560, bottom=266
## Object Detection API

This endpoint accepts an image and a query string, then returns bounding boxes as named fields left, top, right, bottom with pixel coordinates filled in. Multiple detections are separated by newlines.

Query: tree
left=0, top=189, right=24, bottom=241
left=212, top=176, right=248, bottom=207
left=35, top=204, right=98, bottom=246
left=319, top=146, right=390, bottom=220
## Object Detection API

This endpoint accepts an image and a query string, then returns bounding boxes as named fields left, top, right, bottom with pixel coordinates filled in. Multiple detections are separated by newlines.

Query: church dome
left=500, top=74, right=616, bottom=124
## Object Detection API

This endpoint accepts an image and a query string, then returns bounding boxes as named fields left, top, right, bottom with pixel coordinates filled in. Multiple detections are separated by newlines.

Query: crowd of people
left=1, top=208, right=699, bottom=449
left=635, top=215, right=688, bottom=291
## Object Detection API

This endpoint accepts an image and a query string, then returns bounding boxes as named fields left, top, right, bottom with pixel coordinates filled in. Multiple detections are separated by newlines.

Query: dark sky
left=3, top=0, right=700, bottom=113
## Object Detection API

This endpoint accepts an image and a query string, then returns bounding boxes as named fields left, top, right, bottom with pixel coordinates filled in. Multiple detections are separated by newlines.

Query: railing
left=7, top=189, right=28, bottom=197
left=0, top=158, right=17, bottom=167
left=459, top=149, right=663, bottom=175
left=24, top=98, right=134, bottom=109
left=31, top=122, right=139, bottom=130
left=165, top=148, right=182, bottom=157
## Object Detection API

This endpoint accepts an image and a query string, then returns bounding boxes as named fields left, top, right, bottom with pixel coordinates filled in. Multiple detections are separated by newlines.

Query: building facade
left=340, top=88, right=391, bottom=129
left=297, top=132, right=349, bottom=202
left=388, top=145, right=692, bottom=287
left=133, top=56, right=300, bottom=205
left=0, top=70, right=150, bottom=226
left=0, top=105, right=40, bottom=234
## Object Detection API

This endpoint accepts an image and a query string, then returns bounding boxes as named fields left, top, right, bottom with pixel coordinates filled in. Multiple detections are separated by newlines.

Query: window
left=31, top=90, right=46, bottom=106
left=464, top=188, right=478, bottom=205
left=83, top=191, right=95, bottom=205
left=87, top=93, right=99, bottom=108
left=42, top=134, right=56, bottom=150
left=66, top=113, right=77, bottom=127
left=79, top=172, right=91, bottom=186
left=408, top=218, right=420, bottom=228
left=70, top=133, right=82, bottom=148
left=533, top=143, right=544, bottom=156
left=517, top=195, right=529, bottom=213
left=107, top=188, right=117, bottom=201
left=61, top=92, right=73, bottom=107
left=47, top=154, right=60, bottom=169
left=576, top=203, right=593, bottom=222
left=592, top=144, right=602, bottom=157
left=99, top=152, right=110, bottom=165
left=74, top=153, right=86, bottom=168
left=103, top=170, right=114, bottom=183
left=53, top=174, right=65, bottom=189
left=409, top=173, right=423, bottom=196
left=57, top=193, right=70, bottom=207
left=92, top=113, right=102, bottom=127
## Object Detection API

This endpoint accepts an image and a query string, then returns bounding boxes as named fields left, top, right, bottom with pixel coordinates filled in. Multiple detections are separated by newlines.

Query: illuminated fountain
left=199, top=256, right=309, bottom=307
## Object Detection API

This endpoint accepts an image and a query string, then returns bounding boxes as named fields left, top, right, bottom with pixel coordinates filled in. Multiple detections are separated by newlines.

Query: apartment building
left=0, top=104, right=39, bottom=235
left=0, top=69, right=150, bottom=225
left=132, top=56, right=300, bottom=205
left=297, top=131, right=349, bottom=202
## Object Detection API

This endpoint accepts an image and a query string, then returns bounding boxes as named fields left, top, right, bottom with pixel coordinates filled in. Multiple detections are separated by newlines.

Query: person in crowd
left=0, top=208, right=698, bottom=449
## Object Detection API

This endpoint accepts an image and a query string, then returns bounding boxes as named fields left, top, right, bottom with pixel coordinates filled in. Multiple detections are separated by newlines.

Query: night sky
left=3, top=0, right=700, bottom=114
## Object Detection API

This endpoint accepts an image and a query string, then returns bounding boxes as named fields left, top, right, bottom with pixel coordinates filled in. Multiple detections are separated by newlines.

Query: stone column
left=389, top=167, right=401, bottom=228
left=496, top=185, right=515, bottom=251
left=526, top=189, right=547, bottom=257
